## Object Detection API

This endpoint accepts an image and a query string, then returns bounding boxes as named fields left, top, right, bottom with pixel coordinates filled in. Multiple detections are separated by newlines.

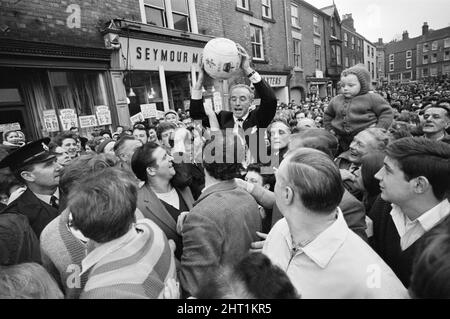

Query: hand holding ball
left=202, top=38, right=242, bottom=80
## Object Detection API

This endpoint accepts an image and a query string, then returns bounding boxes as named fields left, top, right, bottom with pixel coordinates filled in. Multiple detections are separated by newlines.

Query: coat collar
left=194, top=180, right=237, bottom=206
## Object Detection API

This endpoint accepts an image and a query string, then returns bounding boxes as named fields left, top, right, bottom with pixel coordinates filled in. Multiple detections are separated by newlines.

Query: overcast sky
left=304, top=0, right=450, bottom=43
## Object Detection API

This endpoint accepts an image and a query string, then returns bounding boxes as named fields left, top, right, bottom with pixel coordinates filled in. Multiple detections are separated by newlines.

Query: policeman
left=0, top=138, right=63, bottom=238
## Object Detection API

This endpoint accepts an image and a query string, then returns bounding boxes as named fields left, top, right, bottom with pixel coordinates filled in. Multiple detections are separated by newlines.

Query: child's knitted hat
left=341, top=64, right=371, bottom=95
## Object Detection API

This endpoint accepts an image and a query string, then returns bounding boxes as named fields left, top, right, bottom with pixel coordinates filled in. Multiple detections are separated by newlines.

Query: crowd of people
left=0, top=47, right=449, bottom=299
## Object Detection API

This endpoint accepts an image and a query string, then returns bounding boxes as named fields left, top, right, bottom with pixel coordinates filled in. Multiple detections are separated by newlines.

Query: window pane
left=145, top=7, right=165, bottom=27
left=171, top=0, right=188, bottom=13
left=145, top=0, right=164, bottom=7
left=173, top=13, right=189, bottom=31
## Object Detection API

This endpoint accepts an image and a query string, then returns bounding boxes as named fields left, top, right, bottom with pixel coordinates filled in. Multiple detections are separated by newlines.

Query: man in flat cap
left=0, top=138, right=63, bottom=238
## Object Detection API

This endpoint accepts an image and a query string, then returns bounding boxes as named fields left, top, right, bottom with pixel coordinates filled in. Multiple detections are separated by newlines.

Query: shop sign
left=43, top=110, right=59, bottom=132
left=261, top=75, right=287, bottom=88
left=59, top=109, right=78, bottom=131
left=130, top=112, right=145, bottom=125
left=95, top=105, right=112, bottom=126
left=79, top=115, right=98, bottom=128
left=140, top=103, right=158, bottom=119
left=0, top=122, right=21, bottom=133
left=120, top=38, right=203, bottom=72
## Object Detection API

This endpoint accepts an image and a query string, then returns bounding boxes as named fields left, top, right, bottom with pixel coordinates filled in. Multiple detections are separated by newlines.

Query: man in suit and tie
left=0, top=138, right=62, bottom=264
left=190, top=45, right=277, bottom=166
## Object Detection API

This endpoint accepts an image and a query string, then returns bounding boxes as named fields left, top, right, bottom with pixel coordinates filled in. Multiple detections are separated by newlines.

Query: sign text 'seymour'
left=136, top=47, right=199, bottom=65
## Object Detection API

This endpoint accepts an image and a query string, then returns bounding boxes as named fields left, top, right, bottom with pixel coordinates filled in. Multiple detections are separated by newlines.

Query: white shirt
left=390, top=199, right=450, bottom=251
left=33, top=188, right=60, bottom=206
left=263, top=209, right=408, bottom=299
left=154, top=187, right=180, bottom=210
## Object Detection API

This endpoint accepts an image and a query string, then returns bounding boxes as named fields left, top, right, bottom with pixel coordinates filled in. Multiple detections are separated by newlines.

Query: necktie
left=50, top=195, right=59, bottom=209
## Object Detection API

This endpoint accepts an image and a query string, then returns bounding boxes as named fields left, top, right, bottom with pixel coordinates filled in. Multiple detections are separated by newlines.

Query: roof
left=385, top=36, right=421, bottom=53
left=418, top=26, right=450, bottom=43
left=294, top=0, right=329, bottom=17
left=319, top=4, right=341, bottom=23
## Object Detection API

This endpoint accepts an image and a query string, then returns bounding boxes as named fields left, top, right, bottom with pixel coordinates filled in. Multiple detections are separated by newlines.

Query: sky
left=304, top=0, right=450, bottom=43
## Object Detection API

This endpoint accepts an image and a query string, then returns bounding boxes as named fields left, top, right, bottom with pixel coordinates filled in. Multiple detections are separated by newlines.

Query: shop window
left=125, top=71, right=164, bottom=116
left=262, top=0, right=272, bottom=19
left=250, top=25, right=264, bottom=60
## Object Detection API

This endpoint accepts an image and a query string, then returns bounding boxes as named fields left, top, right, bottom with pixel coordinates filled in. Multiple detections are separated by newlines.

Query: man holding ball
left=190, top=42, right=277, bottom=166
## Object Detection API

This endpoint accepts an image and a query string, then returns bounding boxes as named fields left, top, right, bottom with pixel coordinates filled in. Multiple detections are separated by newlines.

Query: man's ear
left=283, top=186, right=294, bottom=206
left=146, top=166, right=156, bottom=177
left=412, top=176, right=431, bottom=194
left=20, top=170, right=35, bottom=183
left=263, top=183, right=271, bottom=190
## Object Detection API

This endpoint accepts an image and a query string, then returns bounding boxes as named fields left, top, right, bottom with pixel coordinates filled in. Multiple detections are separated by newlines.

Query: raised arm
left=236, top=44, right=277, bottom=128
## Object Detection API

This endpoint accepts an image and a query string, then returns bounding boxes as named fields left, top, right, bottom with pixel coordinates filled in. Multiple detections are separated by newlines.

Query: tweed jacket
left=179, top=180, right=262, bottom=297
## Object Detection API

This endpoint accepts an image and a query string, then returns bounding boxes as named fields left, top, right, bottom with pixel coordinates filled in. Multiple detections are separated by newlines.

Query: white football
left=202, top=38, right=241, bottom=80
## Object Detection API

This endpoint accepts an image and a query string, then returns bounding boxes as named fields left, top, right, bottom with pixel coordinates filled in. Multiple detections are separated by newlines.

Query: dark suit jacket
left=190, top=78, right=277, bottom=163
left=1, top=188, right=59, bottom=238
left=136, top=185, right=195, bottom=259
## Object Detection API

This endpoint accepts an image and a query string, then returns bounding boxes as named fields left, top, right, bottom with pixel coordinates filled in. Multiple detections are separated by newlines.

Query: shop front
left=0, top=39, right=115, bottom=141
left=305, top=75, right=333, bottom=100
left=105, top=20, right=214, bottom=126
left=260, top=73, right=289, bottom=105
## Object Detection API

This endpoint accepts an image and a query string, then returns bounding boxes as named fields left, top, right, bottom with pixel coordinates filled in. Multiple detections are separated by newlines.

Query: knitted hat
left=342, top=64, right=371, bottom=96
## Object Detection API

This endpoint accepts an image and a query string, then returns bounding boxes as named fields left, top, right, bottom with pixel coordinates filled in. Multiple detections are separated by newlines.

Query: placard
left=130, top=112, right=145, bottom=125
left=43, top=110, right=59, bottom=132
left=59, top=109, right=78, bottom=131
left=140, top=103, right=157, bottom=119
left=204, top=98, right=213, bottom=113
left=79, top=115, right=98, bottom=128
left=0, top=122, right=21, bottom=133
left=95, top=105, right=112, bottom=125
left=213, top=92, right=222, bottom=113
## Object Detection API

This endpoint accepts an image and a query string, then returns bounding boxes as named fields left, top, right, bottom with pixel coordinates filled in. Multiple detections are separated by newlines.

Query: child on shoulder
left=324, top=64, right=393, bottom=152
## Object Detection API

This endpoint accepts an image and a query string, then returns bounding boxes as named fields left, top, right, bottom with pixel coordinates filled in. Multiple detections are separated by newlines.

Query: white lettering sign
left=66, top=4, right=81, bottom=29
left=120, top=38, right=203, bottom=72
left=95, top=105, right=112, bottom=126
left=59, top=109, right=78, bottom=131
left=43, top=110, right=59, bottom=132
left=140, top=103, right=157, bottom=119
left=79, top=115, right=98, bottom=128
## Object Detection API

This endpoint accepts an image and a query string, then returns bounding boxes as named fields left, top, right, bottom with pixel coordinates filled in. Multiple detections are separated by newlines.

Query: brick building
left=286, top=0, right=328, bottom=103
left=363, top=38, right=377, bottom=86
left=375, top=38, right=386, bottom=86
left=416, top=22, right=450, bottom=80
left=195, top=0, right=290, bottom=105
left=384, top=31, right=420, bottom=83
left=0, top=0, right=214, bottom=140
left=341, top=14, right=364, bottom=69
left=320, top=4, right=343, bottom=97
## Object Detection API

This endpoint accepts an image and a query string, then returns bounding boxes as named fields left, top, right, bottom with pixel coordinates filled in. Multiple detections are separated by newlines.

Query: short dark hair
left=410, top=217, right=450, bottom=299
left=202, top=132, right=244, bottom=181
left=281, top=148, right=344, bottom=213
left=386, top=137, right=450, bottom=200
left=69, top=167, right=137, bottom=243
left=246, top=163, right=275, bottom=190
left=52, top=133, right=78, bottom=147
left=156, top=122, right=177, bottom=140
left=130, top=142, right=160, bottom=182
left=424, top=102, right=450, bottom=119
left=196, top=253, right=300, bottom=299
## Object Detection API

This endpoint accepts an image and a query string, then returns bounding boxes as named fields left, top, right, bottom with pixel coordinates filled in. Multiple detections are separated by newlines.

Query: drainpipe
left=283, top=0, right=291, bottom=66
